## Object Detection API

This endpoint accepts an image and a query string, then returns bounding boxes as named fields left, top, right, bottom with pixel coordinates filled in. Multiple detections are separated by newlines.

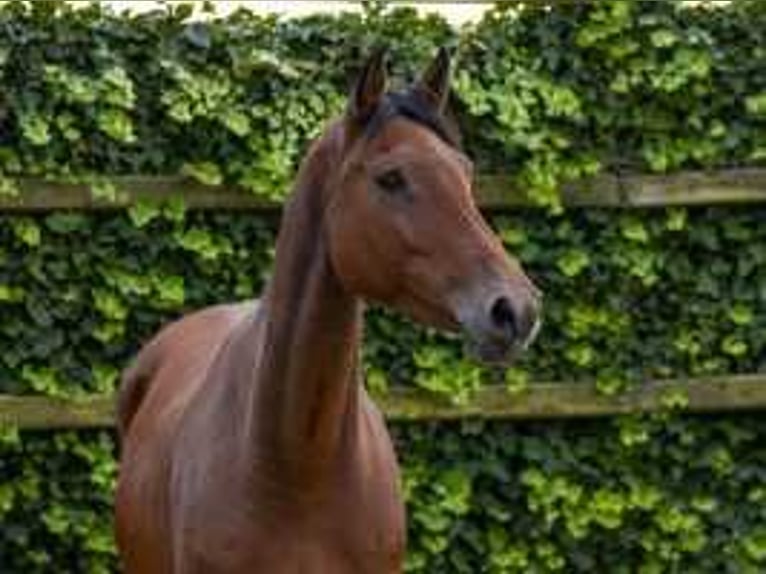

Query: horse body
left=117, top=297, right=405, bottom=573
left=116, top=49, right=541, bottom=573
left=116, top=153, right=405, bottom=572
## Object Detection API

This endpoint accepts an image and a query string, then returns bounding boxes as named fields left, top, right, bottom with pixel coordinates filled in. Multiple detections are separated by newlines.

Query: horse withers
left=115, top=48, right=541, bottom=574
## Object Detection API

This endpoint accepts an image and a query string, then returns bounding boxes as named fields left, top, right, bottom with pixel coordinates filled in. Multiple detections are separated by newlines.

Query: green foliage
left=0, top=205, right=763, bottom=572
left=457, top=0, right=766, bottom=208
left=1, top=0, right=764, bottom=201
left=398, top=416, right=766, bottom=573
left=0, top=206, right=763, bottom=399
left=0, top=1, right=765, bottom=572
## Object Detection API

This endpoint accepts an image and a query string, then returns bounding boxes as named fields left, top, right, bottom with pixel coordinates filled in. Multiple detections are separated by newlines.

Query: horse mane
left=364, top=89, right=462, bottom=150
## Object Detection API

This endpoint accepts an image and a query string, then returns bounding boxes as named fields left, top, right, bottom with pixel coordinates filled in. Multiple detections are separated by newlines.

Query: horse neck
left=246, top=127, right=364, bottom=475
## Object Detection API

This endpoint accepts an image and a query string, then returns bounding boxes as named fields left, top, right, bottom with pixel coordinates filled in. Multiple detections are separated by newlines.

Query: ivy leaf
left=557, top=250, right=589, bottom=277
left=89, top=179, right=118, bottom=202
left=219, top=109, right=251, bottom=137
left=721, top=336, right=747, bottom=357
left=565, top=343, right=595, bottom=368
left=0, top=176, right=19, bottom=197
left=96, top=109, right=136, bottom=143
left=12, top=220, right=41, bottom=247
left=650, top=29, right=678, bottom=48
left=45, top=214, right=86, bottom=234
left=596, top=375, right=625, bottom=396
left=128, top=199, right=162, bottom=228
left=0, top=284, right=24, bottom=303
left=182, top=162, right=223, bottom=186
left=744, top=92, right=766, bottom=117
left=742, top=528, right=766, bottom=562
left=728, top=304, right=753, bottom=326
left=505, top=367, right=528, bottom=395
left=153, top=275, right=185, bottom=307
left=93, top=289, right=128, bottom=321
left=620, top=218, right=649, bottom=243
left=246, top=49, right=301, bottom=79
left=100, top=67, right=136, bottom=110
left=665, top=208, right=687, bottom=231
left=660, top=388, right=689, bottom=410
left=162, top=196, right=187, bottom=223
left=19, top=114, right=51, bottom=146
left=365, top=368, right=389, bottom=397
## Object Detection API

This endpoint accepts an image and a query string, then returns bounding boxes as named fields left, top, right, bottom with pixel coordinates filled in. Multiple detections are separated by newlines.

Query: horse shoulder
left=117, top=300, right=259, bottom=438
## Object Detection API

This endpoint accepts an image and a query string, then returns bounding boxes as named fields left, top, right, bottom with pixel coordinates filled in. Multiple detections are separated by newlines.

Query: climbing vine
left=0, top=1, right=764, bottom=572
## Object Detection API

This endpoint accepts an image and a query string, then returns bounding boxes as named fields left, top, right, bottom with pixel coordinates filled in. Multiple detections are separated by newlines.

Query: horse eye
left=374, top=169, right=408, bottom=195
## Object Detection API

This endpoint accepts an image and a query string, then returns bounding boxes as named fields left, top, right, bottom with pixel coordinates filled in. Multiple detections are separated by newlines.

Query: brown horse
left=115, top=49, right=541, bottom=574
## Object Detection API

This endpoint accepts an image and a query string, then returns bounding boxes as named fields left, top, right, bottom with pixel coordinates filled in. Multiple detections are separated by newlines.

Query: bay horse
left=115, top=49, right=541, bottom=573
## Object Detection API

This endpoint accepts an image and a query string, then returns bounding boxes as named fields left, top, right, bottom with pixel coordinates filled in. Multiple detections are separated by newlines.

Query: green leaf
left=154, top=274, right=185, bottom=306
left=19, top=114, right=51, bottom=146
left=100, top=67, right=136, bottom=110
left=665, top=208, right=687, bottom=231
left=365, top=368, right=389, bottom=397
left=89, top=179, right=118, bottom=202
left=12, top=220, right=41, bottom=247
left=556, top=250, right=589, bottom=277
left=93, top=289, right=128, bottom=321
left=742, top=528, right=766, bottom=562
left=660, top=388, right=689, bottom=410
left=721, top=336, right=747, bottom=357
left=505, top=367, right=528, bottom=395
left=0, top=284, right=24, bottom=303
left=650, top=30, right=678, bottom=48
left=128, top=199, right=162, bottom=228
left=620, top=218, right=649, bottom=243
left=0, top=176, right=19, bottom=197
left=220, top=109, right=251, bottom=137
left=45, top=214, right=86, bottom=234
left=565, top=343, right=594, bottom=367
left=96, top=109, right=136, bottom=143
left=745, top=93, right=766, bottom=117
left=182, top=162, right=223, bottom=186
left=162, top=196, right=187, bottom=223
left=728, top=304, right=754, bottom=326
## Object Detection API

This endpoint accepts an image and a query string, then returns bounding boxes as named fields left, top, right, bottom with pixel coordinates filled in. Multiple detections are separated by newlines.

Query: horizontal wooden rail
left=1, top=374, right=764, bottom=430
left=2, top=169, right=765, bottom=211
left=379, top=374, right=766, bottom=421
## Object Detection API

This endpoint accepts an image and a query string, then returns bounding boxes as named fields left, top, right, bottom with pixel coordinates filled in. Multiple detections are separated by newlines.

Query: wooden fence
left=3, top=168, right=766, bottom=211
left=1, top=169, right=765, bottom=430
left=2, top=374, right=766, bottom=429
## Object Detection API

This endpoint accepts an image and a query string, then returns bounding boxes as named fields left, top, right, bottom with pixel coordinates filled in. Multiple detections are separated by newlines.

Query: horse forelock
left=363, top=90, right=461, bottom=150
left=292, top=90, right=460, bottom=209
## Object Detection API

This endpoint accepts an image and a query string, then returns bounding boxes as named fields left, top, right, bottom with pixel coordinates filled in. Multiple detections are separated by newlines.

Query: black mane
left=364, top=89, right=461, bottom=149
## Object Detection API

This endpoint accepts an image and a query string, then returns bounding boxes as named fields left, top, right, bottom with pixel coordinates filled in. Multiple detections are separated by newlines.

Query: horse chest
left=175, top=481, right=405, bottom=574
left=171, top=422, right=405, bottom=574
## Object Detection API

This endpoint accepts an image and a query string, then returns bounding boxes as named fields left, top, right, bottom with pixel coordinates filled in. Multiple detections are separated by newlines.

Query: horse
left=115, top=48, right=541, bottom=574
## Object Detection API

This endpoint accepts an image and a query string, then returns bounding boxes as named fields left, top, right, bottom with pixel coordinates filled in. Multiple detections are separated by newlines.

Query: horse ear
left=348, top=48, right=388, bottom=123
left=414, top=47, right=451, bottom=112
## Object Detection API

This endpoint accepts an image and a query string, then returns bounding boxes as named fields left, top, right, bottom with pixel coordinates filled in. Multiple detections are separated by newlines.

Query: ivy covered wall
left=0, top=1, right=764, bottom=572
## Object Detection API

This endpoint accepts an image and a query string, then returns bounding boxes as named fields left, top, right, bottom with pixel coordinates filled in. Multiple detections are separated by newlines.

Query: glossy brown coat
left=115, top=50, right=540, bottom=573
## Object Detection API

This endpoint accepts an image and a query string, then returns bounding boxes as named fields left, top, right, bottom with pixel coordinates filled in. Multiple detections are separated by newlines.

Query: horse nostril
left=489, top=296, right=517, bottom=339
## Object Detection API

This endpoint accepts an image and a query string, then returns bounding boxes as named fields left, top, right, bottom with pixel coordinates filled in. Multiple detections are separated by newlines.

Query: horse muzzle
left=455, top=284, right=542, bottom=366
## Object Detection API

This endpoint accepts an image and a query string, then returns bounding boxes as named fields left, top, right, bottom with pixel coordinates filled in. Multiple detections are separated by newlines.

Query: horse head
left=324, top=48, right=542, bottom=364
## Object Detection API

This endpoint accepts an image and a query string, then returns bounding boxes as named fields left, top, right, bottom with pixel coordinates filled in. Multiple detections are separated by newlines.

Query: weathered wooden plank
left=1, top=169, right=765, bottom=211
left=1, top=374, right=764, bottom=430
left=476, top=174, right=625, bottom=207
left=378, top=374, right=766, bottom=421
left=6, top=177, right=276, bottom=211
left=0, top=394, right=114, bottom=430
left=620, top=169, right=766, bottom=206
